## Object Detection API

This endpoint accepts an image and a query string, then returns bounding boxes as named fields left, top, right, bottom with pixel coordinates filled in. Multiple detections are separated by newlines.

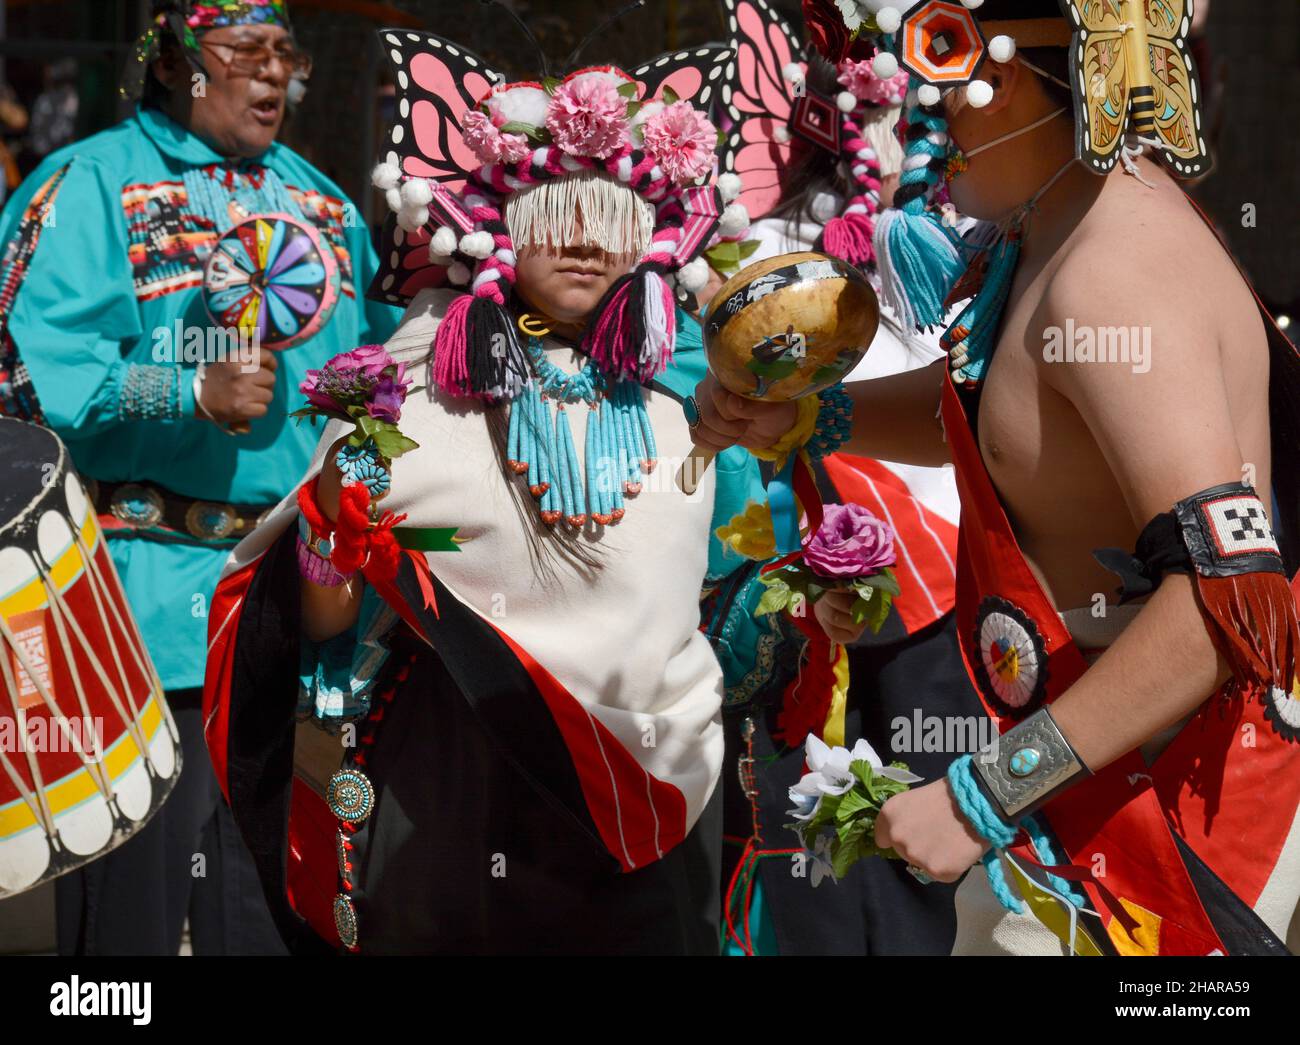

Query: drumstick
left=676, top=445, right=715, bottom=495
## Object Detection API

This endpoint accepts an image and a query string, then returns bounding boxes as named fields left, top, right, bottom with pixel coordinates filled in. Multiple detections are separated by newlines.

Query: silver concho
left=110, top=484, right=164, bottom=529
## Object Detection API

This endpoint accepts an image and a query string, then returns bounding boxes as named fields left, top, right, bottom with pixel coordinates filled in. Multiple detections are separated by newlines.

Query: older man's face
left=158, top=23, right=297, bottom=158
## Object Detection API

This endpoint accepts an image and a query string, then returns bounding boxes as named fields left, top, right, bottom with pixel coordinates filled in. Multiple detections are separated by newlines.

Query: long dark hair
left=765, top=54, right=854, bottom=241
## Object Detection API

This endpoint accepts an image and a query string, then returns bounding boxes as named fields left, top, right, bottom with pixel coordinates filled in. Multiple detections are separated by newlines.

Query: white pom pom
left=836, top=91, right=858, bottom=113
left=716, top=172, right=743, bottom=203
left=400, top=177, right=433, bottom=207
left=872, top=52, right=900, bottom=80
left=677, top=257, right=710, bottom=293
left=876, top=6, right=902, bottom=33
left=717, top=203, right=750, bottom=238
left=782, top=62, right=805, bottom=85
left=400, top=204, right=429, bottom=229
left=966, top=80, right=995, bottom=109
left=447, top=261, right=471, bottom=286
left=385, top=187, right=403, bottom=214
left=961, top=0, right=984, bottom=9
left=430, top=225, right=459, bottom=257
left=287, top=79, right=307, bottom=106
left=372, top=162, right=401, bottom=191
left=773, top=125, right=792, bottom=143
left=988, top=35, right=1017, bottom=64
left=917, top=84, right=942, bottom=108
left=459, top=231, right=495, bottom=259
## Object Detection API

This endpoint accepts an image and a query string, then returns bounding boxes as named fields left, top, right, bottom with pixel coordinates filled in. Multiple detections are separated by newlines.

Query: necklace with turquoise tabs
left=506, top=314, right=658, bottom=529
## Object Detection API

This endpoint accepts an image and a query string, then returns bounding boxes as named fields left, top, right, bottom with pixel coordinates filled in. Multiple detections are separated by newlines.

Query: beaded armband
left=120, top=364, right=185, bottom=421
left=806, top=384, right=853, bottom=460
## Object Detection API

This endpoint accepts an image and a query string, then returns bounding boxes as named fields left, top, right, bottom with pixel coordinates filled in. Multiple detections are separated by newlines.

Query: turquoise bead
left=1009, top=746, right=1041, bottom=778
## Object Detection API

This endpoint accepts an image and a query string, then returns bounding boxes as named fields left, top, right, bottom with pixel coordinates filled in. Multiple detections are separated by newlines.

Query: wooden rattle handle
left=676, top=445, right=716, bottom=495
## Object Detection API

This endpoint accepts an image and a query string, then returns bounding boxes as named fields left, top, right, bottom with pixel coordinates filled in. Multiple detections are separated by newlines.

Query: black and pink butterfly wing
left=379, top=28, right=504, bottom=191
left=631, top=45, right=732, bottom=108
left=720, top=0, right=802, bottom=221
left=368, top=29, right=503, bottom=306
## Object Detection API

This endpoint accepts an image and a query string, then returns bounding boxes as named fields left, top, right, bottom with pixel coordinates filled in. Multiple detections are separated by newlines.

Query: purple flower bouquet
left=291, top=345, right=423, bottom=461
left=756, top=502, right=900, bottom=631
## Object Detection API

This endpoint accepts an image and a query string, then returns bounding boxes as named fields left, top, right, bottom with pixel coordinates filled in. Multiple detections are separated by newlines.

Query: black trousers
left=722, top=612, right=982, bottom=955
left=55, top=689, right=286, bottom=956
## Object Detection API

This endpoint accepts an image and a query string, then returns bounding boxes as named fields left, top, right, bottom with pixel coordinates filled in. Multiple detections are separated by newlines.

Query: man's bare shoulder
left=1044, top=170, right=1244, bottom=332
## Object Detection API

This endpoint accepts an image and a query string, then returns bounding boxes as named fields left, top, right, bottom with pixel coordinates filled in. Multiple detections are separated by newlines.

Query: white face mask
left=959, top=105, right=1069, bottom=162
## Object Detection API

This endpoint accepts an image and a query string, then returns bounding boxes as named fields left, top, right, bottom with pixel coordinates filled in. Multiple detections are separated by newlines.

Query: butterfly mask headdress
left=799, top=0, right=1209, bottom=330
left=367, top=4, right=739, bottom=403
left=828, top=0, right=1209, bottom=176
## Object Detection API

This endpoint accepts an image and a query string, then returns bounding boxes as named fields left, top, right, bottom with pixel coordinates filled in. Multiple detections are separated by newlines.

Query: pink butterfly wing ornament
left=720, top=0, right=805, bottom=222
left=369, top=30, right=505, bottom=306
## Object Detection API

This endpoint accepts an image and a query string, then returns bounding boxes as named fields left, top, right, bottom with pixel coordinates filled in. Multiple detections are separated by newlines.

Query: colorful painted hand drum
left=203, top=214, right=341, bottom=352
left=704, top=252, right=879, bottom=402
left=0, top=419, right=180, bottom=899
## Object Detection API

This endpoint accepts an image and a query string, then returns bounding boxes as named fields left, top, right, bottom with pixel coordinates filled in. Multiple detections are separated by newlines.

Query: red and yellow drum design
left=0, top=419, right=179, bottom=899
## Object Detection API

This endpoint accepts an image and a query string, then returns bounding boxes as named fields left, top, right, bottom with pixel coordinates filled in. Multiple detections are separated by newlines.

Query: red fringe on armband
left=1193, top=571, right=1299, bottom=702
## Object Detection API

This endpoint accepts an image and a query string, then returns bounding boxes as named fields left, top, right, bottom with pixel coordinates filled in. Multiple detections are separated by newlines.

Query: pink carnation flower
left=837, top=57, right=909, bottom=107
left=545, top=77, right=629, bottom=159
left=461, top=109, right=532, bottom=166
left=640, top=101, right=717, bottom=184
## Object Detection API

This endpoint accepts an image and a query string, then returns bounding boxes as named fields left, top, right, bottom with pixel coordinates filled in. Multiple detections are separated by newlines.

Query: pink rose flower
left=461, top=108, right=532, bottom=166
left=333, top=343, right=396, bottom=379
left=837, top=56, right=909, bottom=107
left=545, top=76, right=629, bottom=159
left=802, top=503, right=896, bottom=579
left=640, top=101, right=717, bottom=184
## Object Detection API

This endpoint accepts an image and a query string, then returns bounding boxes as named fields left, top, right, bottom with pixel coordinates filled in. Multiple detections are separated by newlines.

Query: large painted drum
left=0, top=418, right=179, bottom=899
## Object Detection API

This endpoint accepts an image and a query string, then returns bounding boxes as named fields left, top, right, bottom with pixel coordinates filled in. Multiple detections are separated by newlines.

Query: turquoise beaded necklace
left=182, top=163, right=303, bottom=229
left=506, top=333, right=657, bottom=529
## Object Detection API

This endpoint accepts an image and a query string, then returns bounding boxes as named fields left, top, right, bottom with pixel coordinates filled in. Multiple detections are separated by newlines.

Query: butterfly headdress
left=716, top=0, right=911, bottom=270
left=366, top=15, right=739, bottom=403
left=800, top=0, right=1210, bottom=329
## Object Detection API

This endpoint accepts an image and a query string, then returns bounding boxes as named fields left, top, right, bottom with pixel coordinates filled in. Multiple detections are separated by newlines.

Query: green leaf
left=737, top=239, right=761, bottom=260
left=624, top=101, right=642, bottom=121
left=871, top=568, right=901, bottom=597
left=542, top=76, right=563, bottom=95
left=831, top=837, right=860, bottom=880
left=499, top=121, right=546, bottom=142
left=867, top=590, right=892, bottom=633
left=617, top=80, right=639, bottom=99
left=370, top=429, right=419, bottom=459
left=708, top=240, right=741, bottom=265
left=754, top=576, right=792, bottom=617
left=835, top=787, right=875, bottom=821
left=662, top=85, right=680, bottom=105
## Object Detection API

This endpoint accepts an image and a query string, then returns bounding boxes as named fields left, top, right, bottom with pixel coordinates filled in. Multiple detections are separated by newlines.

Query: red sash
left=942, top=375, right=1300, bottom=955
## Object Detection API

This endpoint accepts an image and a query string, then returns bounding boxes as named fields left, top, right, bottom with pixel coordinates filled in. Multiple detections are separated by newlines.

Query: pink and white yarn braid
left=821, top=113, right=884, bottom=268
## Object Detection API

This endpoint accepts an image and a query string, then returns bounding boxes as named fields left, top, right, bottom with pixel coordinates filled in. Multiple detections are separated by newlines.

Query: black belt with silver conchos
left=87, top=478, right=276, bottom=545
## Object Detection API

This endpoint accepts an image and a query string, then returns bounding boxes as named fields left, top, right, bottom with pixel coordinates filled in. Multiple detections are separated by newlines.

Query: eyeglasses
left=201, top=40, right=313, bottom=79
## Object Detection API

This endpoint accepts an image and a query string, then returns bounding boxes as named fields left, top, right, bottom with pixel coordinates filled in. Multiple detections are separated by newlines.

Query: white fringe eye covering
left=505, top=172, right=655, bottom=258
